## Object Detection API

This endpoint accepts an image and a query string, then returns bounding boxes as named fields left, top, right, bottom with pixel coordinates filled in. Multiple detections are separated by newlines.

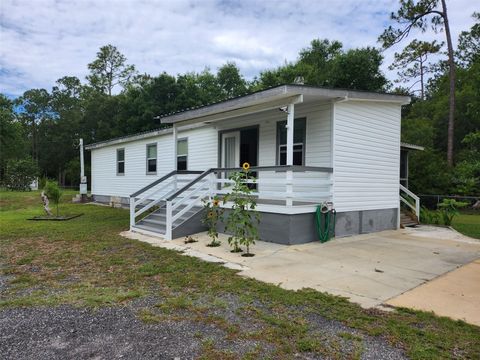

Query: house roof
left=85, top=84, right=411, bottom=150
left=400, top=142, right=425, bottom=151
left=84, top=127, right=172, bottom=150
left=159, top=84, right=411, bottom=125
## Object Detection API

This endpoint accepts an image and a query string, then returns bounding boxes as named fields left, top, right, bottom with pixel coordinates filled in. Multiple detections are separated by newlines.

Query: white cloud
left=0, top=0, right=477, bottom=95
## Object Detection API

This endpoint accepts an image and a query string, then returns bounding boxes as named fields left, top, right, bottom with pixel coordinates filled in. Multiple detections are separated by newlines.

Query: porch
left=129, top=165, right=333, bottom=242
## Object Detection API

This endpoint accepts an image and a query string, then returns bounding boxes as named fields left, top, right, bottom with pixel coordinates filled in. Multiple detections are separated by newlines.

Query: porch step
left=400, top=209, right=418, bottom=228
left=135, top=205, right=203, bottom=236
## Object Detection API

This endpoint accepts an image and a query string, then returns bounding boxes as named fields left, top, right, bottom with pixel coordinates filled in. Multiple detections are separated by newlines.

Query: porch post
left=286, top=103, right=294, bottom=206
left=172, top=124, right=178, bottom=190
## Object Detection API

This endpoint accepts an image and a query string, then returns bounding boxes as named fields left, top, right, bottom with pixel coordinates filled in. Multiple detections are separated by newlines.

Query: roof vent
left=294, top=76, right=304, bottom=85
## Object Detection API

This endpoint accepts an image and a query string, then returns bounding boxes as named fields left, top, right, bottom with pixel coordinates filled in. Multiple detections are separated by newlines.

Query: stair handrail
left=129, top=170, right=204, bottom=229
left=399, top=183, right=420, bottom=219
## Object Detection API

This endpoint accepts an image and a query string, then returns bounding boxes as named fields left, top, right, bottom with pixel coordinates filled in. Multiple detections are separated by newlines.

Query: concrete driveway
left=124, top=226, right=480, bottom=313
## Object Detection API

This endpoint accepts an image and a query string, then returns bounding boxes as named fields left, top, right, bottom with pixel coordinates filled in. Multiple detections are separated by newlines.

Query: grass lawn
left=452, top=213, right=480, bottom=239
left=1, top=190, right=480, bottom=359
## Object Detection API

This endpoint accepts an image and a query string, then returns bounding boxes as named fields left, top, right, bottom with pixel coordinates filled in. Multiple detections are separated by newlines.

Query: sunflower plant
left=223, top=162, right=260, bottom=256
left=201, top=195, right=224, bottom=247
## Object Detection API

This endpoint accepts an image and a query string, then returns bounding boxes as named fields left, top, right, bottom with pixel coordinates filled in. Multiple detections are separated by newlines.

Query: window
left=277, top=118, right=306, bottom=165
left=177, top=138, right=188, bottom=170
left=117, top=148, right=125, bottom=175
left=146, top=143, right=157, bottom=174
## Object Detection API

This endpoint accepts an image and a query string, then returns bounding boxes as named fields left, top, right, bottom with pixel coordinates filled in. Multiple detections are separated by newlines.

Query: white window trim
left=177, top=137, right=188, bottom=170
left=146, top=143, right=157, bottom=175
left=116, top=148, right=125, bottom=176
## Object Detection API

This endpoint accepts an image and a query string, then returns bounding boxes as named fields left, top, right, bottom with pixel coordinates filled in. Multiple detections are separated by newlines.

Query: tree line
left=1, top=1, right=479, bottom=197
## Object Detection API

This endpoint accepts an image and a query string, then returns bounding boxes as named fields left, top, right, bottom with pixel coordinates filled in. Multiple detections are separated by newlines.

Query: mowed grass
left=1, top=191, right=480, bottom=359
left=452, top=213, right=480, bottom=239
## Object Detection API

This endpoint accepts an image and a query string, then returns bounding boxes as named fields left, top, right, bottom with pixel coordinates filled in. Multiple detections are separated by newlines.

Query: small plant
left=223, top=162, right=260, bottom=256
left=437, top=199, right=468, bottom=226
left=184, top=235, right=198, bottom=244
left=419, top=206, right=440, bottom=225
left=44, top=180, right=62, bottom=217
left=201, top=195, right=224, bottom=247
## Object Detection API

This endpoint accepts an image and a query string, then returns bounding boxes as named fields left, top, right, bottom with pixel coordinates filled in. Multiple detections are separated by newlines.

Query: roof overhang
left=85, top=128, right=173, bottom=150
left=159, top=85, right=411, bottom=125
left=400, top=142, right=425, bottom=151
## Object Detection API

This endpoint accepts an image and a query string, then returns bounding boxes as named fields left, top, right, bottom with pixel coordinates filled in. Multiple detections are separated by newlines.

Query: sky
left=0, top=0, right=477, bottom=96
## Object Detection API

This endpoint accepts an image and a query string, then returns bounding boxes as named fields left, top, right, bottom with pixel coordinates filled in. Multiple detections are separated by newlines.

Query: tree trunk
left=419, top=57, right=425, bottom=100
left=441, top=0, right=456, bottom=167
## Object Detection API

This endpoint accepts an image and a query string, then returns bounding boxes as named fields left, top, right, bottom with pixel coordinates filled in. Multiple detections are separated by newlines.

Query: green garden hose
left=315, top=204, right=336, bottom=243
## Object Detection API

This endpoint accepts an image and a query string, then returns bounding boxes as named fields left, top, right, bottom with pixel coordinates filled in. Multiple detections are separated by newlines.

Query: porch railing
left=131, top=165, right=333, bottom=239
left=399, top=183, right=420, bottom=220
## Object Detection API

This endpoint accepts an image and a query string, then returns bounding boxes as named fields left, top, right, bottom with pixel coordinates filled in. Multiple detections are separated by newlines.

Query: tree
left=15, top=89, right=52, bottom=164
left=379, top=0, right=457, bottom=166
left=255, top=39, right=389, bottom=92
left=86, top=44, right=137, bottom=95
left=0, top=94, right=27, bottom=178
left=457, top=12, right=480, bottom=66
left=216, top=62, right=247, bottom=98
left=389, top=40, right=443, bottom=99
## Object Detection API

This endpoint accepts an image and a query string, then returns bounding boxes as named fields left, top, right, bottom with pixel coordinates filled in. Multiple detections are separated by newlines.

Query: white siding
left=90, top=101, right=333, bottom=199
left=91, top=126, right=217, bottom=198
left=333, top=101, right=401, bottom=212
left=215, top=102, right=332, bottom=195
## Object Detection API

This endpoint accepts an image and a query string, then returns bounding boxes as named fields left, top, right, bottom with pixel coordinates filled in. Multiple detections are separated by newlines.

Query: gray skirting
left=93, top=194, right=398, bottom=245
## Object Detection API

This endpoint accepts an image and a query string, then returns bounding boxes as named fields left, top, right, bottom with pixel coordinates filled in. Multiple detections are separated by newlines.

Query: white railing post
left=416, top=198, right=421, bottom=220
left=286, top=170, right=293, bottom=206
left=129, top=197, right=135, bottom=229
left=165, top=200, right=173, bottom=240
left=209, top=172, right=216, bottom=201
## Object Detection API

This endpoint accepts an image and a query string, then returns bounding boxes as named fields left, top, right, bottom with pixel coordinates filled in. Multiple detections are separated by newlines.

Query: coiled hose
left=315, top=203, right=336, bottom=243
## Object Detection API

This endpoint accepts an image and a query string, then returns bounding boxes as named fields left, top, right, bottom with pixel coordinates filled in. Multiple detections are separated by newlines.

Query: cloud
left=0, top=0, right=477, bottom=95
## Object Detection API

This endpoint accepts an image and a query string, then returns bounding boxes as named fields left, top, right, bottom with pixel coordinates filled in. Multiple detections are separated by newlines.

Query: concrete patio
left=123, top=225, right=480, bottom=321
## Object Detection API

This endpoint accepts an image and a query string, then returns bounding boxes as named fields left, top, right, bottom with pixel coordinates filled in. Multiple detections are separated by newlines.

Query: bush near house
left=2, top=158, right=38, bottom=191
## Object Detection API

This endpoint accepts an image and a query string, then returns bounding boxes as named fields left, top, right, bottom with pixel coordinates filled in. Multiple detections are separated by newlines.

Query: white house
left=86, top=85, right=420, bottom=244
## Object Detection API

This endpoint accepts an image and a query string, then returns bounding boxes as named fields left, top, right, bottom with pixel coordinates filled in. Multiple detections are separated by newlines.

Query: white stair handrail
left=399, top=184, right=420, bottom=219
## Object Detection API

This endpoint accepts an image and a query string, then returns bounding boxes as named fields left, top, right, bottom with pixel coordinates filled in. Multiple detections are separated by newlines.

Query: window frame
left=116, top=148, right=125, bottom=176
left=146, top=143, right=157, bottom=175
left=176, top=137, right=188, bottom=171
left=276, top=117, right=307, bottom=166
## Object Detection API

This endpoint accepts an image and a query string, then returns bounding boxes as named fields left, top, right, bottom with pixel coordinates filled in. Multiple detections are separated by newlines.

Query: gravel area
left=0, top=296, right=407, bottom=360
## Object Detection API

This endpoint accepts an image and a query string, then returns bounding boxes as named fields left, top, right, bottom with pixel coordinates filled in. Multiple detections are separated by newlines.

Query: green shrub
left=3, top=158, right=38, bottom=191
left=437, top=199, right=469, bottom=226
left=419, top=206, right=440, bottom=225
left=44, top=180, right=62, bottom=216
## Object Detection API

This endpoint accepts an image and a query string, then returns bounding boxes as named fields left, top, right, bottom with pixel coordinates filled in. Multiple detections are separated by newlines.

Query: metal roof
left=159, top=84, right=411, bottom=124
left=85, top=127, right=172, bottom=150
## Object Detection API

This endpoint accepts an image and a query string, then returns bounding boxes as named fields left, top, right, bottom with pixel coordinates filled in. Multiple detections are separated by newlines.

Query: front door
left=221, top=131, right=240, bottom=169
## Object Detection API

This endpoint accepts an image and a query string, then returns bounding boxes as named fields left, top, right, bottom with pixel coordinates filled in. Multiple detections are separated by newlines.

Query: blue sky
left=0, top=0, right=477, bottom=96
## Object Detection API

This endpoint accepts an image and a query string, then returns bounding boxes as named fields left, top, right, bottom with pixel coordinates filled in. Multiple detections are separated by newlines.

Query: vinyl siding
left=333, top=101, right=401, bottom=212
left=215, top=102, right=332, bottom=195
left=90, top=101, right=333, bottom=199
left=91, top=126, right=217, bottom=198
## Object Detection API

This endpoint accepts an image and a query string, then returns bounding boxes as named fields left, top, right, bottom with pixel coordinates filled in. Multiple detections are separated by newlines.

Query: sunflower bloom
left=208, top=211, right=214, bottom=218
left=242, top=162, right=250, bottom=171
left=213, top=199, right=220, bottom=206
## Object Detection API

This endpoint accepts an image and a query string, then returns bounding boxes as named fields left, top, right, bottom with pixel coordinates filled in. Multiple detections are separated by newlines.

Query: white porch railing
left=131, top=165, right=333, bottom=239
left=399, top=183, right=420, bottom=220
